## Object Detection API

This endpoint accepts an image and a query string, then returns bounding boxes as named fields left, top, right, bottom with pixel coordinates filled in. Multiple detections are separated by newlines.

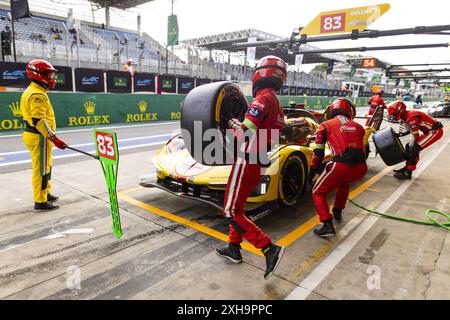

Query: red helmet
left=26, top=59, right=58, bottom=89
left=327, top=98, right=356, bottom=119
left=378, top=90, right=384, bottom=95
left=370, top=94, right=384, bottom=107
left=251, top=55, right=287, bottom=91
left=387, top=101, right=407, bottom=120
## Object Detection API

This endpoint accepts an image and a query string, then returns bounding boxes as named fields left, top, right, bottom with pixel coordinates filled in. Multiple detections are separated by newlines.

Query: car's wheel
left=278, top=154, right=305, bottom=207
left=181, top=81, right=248, bottom=166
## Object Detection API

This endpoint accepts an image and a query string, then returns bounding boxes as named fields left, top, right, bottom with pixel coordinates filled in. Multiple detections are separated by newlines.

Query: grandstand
left=0, top=1, right=406, bottom=93
left=0, top=4, right=190, bottom=75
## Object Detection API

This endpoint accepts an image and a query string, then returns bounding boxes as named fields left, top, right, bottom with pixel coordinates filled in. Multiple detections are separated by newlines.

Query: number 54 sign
left=300, top=3, right=391, bottom=36
left=94, top=129, right=122, bottom=238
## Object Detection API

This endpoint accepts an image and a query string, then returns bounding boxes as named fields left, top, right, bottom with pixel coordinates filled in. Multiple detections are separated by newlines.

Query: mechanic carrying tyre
left=387, top=100, right=444, bottom=180
left=215, top=56, right=286, bottom=280
left=366, top=90, right=386, bottom=126
left=20, top=59, right=67, bottom=211
left=308, top=98, right=368, bottom=238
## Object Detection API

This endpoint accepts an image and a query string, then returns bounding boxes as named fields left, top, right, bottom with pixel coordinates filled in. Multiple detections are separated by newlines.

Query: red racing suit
left=311, top=115, right=368, bottom=222
left=401, top=110, right=444, bottom=171
left=366, top=94, right=386, bottom=125
left=225, top=88, right=285, bottom=248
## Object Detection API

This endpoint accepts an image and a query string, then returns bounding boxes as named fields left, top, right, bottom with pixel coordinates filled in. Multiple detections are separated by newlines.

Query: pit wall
left=0, top=92, right=391, bottom=132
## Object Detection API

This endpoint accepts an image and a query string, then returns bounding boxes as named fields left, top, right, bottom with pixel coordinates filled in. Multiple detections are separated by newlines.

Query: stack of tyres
left=180, top=81, right=248, bottom=166
left=372, top=127, right=406, bottom=166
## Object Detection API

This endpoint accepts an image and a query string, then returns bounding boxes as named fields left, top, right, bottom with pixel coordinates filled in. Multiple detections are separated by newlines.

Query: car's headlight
left=251, top=175, right=271, bottom=197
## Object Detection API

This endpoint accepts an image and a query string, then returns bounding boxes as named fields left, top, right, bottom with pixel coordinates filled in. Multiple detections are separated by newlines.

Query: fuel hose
left=348, top=199, right=450, bottom=231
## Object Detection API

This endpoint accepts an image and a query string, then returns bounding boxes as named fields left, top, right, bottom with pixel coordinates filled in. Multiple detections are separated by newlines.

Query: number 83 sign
left=300, top=3, right=391, bottom=36
left=94, top=129, right=123, bottom=238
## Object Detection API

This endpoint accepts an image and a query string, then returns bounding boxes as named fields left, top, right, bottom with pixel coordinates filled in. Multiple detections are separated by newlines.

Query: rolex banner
left=167, top=15, right=179, bottom=46
left=106, top=70, right=131, bottom=93
left=10, top=0, right=31, bottom=20
left=0, top=91, right=388, bottom=132
left=53, top=65, right=73, bottom=91
left=0, top=61, right=29, bottom=88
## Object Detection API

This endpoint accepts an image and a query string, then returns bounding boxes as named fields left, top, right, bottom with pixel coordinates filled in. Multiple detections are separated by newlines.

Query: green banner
left=167, top=15, right=179, bottom=46
left=94, top=129, right=122, bottom=239
left=0, top=92, right=185, bottom=132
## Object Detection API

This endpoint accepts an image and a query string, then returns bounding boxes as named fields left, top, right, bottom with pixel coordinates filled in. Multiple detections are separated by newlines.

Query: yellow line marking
left=275, top=166, right=393, bottom=247
left=118, top=192, right=263, bottom=256
left=119, top=186, right=144, bottom=195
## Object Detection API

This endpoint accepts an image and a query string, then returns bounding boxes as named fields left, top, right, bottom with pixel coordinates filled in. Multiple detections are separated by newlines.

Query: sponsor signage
left=53, top=65, right=73, bottom=91
left=195, top=78, right=212, bottom=87
left=134, top=72, right=155, bottom=92
left=75, top=68, right=104, bottom=92
left=106, top=70, right=131, bottom=93
left=0, top=62, right=29, bottom=88
left=158, top=75, right=176, bottom=93
left=177, top=77, right=195, bottom=94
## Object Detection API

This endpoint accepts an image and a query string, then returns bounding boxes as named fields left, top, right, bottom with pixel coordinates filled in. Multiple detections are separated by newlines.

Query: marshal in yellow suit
left=20, top=81, right=57, bottom=203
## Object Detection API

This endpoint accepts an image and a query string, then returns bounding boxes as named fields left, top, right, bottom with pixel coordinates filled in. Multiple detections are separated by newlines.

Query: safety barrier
left=0, top=92, right=389, bottom=132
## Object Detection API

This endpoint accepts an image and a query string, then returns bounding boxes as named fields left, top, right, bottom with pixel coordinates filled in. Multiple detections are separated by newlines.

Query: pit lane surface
left=0, top=111, right=449, bottom=300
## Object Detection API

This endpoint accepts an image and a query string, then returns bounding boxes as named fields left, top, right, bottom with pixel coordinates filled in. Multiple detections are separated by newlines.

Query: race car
left=140, top=81, right=381, bottom=219
left=140, top=111, right=330, bottom=219
left=140, top=107, right=378, bottom=219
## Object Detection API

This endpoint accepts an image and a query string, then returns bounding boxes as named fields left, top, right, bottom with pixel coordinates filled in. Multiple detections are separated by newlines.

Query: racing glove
left=48, top=135, right=67, bottom=149
left=227, top=118, right=242, bottom=130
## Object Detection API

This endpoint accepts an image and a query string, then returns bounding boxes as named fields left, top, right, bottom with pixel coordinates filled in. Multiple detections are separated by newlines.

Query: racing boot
left=314, top=219, right=336, bottom=238
left=393, top=166, right=407, bottom=174
left=34, top=202, right=60, bottom=212
left=332, top=208, right=342, bottom=223
left=47, top=194, right=59, bottom=203
left=394, top=169, right=412, bottom=180
left=262, top=243, right=285, bottom=280
left=216, top=243, right=242, bottom=264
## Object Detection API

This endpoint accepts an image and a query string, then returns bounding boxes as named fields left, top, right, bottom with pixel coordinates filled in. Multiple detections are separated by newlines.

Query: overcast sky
left=33, top=0, right=450, bottom=68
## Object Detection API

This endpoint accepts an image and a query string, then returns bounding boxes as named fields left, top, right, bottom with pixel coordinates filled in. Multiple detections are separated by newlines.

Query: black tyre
left=278, top=154, right=305, bottom=207
left=372, top=127, right=406, bottom=166
left=180, top=81, right=248, bottom=165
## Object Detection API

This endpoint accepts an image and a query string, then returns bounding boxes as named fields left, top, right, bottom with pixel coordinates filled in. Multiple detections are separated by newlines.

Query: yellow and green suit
left=20, top=82, right=56, bottom=203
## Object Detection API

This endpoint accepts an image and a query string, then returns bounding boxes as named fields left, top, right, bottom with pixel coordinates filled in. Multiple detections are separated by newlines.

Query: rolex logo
left=9, top=101, right=22, bottom=117
left=84, top=101, right=96, bottom=115
left=138, top=100, right=148, bottom=113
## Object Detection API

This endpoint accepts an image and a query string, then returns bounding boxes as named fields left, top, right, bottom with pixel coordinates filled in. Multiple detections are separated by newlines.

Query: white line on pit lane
left=285, top=137, right=450, bottom=300
left=0, top=121, right=179, bottom=138
left=0, top=141, right=165, bottom=167
left=0, top=133, right=172, bottom=157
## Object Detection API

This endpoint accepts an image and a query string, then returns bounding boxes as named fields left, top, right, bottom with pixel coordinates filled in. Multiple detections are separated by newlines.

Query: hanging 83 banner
left=299, top=3, right=391, bottom=36
left=94, top=129, right=123, bottom=238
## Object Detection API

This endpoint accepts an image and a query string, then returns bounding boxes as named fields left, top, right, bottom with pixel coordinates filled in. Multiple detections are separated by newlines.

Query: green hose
left=348, top=199, right=450, bottom=231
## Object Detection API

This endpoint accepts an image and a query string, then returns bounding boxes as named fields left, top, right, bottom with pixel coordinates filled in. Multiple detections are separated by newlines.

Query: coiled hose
left=348, top=199, right=450, bottom=231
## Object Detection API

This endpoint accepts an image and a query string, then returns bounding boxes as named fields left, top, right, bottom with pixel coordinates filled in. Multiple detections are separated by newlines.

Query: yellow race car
left=140, top=81, right=379, bottom=219
left=140, top=110, right=336, bottom=219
